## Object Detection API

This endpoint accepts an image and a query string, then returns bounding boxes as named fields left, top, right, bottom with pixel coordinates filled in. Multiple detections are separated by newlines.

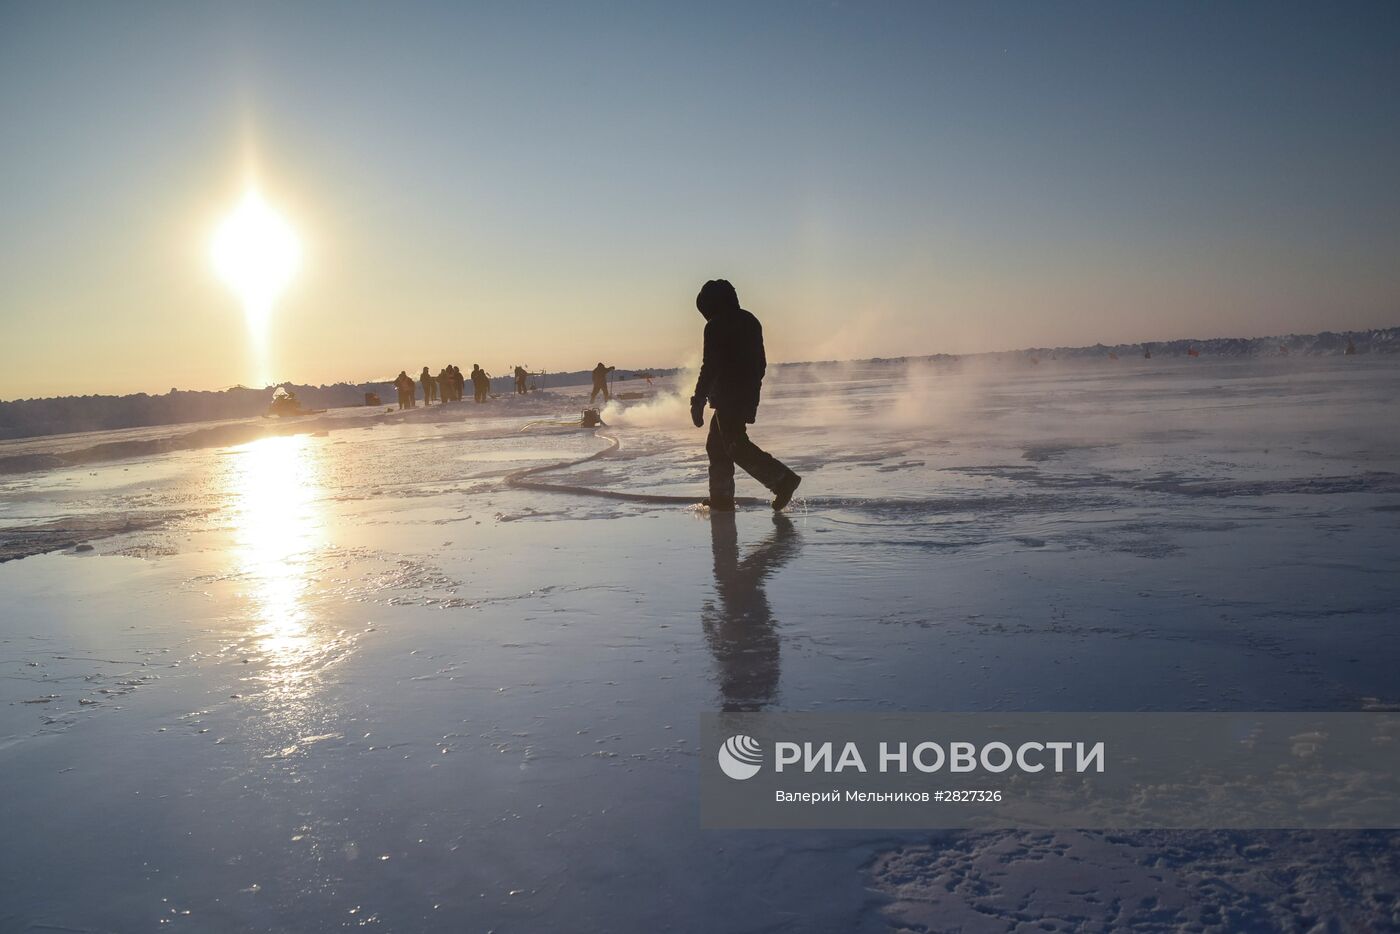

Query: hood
left=696, top=279, right=739, bottom=321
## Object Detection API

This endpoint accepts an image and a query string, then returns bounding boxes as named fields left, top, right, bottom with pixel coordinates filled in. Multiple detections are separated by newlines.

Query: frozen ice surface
left=0, top=356, right=1397, bottom=931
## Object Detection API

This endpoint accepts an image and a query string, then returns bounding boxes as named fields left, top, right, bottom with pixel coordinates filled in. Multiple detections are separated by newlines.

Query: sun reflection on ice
left=226, top=433, right=332, bottom=717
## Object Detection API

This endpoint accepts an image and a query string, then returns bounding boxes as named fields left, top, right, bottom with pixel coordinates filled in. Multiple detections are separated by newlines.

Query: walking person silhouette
left=689, top=279, right=801, bottom=511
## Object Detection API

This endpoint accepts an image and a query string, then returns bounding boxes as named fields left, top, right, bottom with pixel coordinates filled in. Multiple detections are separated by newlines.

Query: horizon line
left=1, top=323, right=1394, bottom=405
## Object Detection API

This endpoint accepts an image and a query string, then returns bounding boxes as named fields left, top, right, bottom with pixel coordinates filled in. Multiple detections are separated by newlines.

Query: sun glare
left=225, top=432, right=333, bottom=733
left=211, top=188, right=301, bottom=334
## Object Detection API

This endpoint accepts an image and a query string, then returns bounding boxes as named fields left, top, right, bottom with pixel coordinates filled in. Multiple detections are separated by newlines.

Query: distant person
left=437, top=366, right=453, bottom=402
left=515, top=365, right=529, bottom=395
left=393, top=370, right=416, bottom=409
left=420, top=366, right=436, bottom=405
left=471, top=364, right=490, bottom=402
left=1346, top=339, right=1357, bottom=355
left=689, top=279, right=801, bottom=512
left=590, top=362, right=615, bottom=404
left=452, top=365, right=466, bottom=401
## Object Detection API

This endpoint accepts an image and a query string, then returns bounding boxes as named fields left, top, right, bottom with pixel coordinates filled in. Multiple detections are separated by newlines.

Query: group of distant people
left=391, top=364, right=497, bottom=409
left=388, top=361, right=620, bottom=409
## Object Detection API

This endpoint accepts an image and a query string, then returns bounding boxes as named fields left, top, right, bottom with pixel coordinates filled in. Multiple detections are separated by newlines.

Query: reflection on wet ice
left=704, top=512, right=800, bottom=711
left=225, top=434, right=337, bottom=730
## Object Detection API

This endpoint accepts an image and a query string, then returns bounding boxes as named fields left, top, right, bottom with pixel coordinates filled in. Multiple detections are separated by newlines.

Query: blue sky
left=1, top=1, right=1397, bottom=395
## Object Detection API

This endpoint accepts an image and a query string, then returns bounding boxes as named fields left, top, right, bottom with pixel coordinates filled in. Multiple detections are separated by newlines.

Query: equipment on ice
left=265, top=386, right=324, bottom=418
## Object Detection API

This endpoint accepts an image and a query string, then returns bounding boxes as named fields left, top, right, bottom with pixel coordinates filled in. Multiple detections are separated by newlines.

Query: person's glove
left=690, top=396, right=705, bottom=428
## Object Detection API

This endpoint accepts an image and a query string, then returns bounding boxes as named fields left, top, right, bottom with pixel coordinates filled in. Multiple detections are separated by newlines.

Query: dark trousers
left=706, top=411, right=795, bottom=502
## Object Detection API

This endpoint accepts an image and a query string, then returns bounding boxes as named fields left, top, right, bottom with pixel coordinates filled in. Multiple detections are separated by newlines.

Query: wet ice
left=0, top=356, right=1397, bottom=931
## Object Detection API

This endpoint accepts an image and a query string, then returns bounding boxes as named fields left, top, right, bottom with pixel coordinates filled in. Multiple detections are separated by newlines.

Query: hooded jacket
left=692, top=303, right=767, bottom=423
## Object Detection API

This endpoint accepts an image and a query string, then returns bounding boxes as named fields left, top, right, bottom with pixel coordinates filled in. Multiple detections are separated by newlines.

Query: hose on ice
left=504, top=426, right=767, bottom=506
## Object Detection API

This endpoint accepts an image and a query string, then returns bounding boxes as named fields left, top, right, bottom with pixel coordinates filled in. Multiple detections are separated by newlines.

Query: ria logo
left=718, top=734, right=763, bottom=780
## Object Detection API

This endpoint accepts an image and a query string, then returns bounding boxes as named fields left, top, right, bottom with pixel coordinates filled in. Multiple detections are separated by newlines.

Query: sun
left=211, top=188, right=301, bottom=334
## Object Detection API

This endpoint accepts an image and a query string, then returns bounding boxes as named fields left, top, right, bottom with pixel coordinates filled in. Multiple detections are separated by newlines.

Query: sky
left=1, top=0, right=1398, bottom=398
